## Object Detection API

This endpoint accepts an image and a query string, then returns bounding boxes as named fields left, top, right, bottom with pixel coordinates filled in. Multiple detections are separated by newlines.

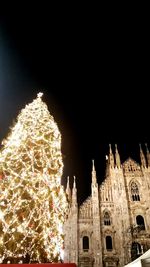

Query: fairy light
left=0, top=93, right=68, bottom=263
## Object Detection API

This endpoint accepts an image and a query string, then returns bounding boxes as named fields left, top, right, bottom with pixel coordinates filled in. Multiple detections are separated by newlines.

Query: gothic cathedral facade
left=64, top=144, right=150, bottom=267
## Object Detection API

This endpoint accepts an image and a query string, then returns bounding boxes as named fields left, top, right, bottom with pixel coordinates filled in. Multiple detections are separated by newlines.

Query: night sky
left=0, top=12, right=149, bottom=204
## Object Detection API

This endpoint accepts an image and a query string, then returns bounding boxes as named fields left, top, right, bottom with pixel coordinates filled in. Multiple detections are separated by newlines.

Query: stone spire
left=145, top=143, right=150, bottom=167
left=73, top=175, right=77, bottom=190
left=105, top=154, right=110, bottom=178
left=91, top=163, right=102, bottom=266
left=115, top=144, right=121, bottom=168
left=72, top=176, right=77, bottom=206
left=66, top=176, right=71, bottom=203
left=92, top=159, right=97, bottom=185
left=109, top=144, right=114, bottom=168
left=139, top=144, right=146, bottom=168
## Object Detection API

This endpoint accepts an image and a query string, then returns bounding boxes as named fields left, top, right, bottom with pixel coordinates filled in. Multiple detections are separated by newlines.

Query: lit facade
left=64, top=144, right=150, bottom=267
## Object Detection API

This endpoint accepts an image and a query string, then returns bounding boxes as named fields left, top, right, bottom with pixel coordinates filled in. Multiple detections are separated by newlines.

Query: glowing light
left=0, top=93, right=68, bottom=263
left=37, top=92, right=43, bottom=98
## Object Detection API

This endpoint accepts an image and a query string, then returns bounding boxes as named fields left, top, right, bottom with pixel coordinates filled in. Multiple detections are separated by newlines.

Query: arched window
left=136, top=215, right=145, bottom=230
left=83, top=236, right=89, bottom=251
left=106, top=236, right=113, bottom=250
left=131, top=181, right=140, bottom=201
left=104, top=212, right=111, bottom=225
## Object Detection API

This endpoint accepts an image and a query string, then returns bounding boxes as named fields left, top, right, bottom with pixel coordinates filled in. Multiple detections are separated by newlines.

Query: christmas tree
left=0, top=93, right=68, bottom=263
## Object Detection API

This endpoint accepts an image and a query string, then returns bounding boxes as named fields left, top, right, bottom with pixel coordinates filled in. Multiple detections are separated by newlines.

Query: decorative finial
left=145, top=143, right=149, bottom=151
left=109, top=144, right=112, bottom=153
left=67, top=176, right=70, bottom=186
left=92, top=159, right=95, bottom=170
left=73, top=176, right=76, bottom=188
left=37, top=92, right=43, bottom=98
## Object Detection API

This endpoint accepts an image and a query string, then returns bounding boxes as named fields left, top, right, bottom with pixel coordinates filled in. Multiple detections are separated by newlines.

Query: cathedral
left=64, top=144, right=150, bottom=267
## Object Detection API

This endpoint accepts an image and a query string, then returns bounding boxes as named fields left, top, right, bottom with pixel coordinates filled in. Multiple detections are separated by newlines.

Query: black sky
left=0, top=11, right=149, bottom=204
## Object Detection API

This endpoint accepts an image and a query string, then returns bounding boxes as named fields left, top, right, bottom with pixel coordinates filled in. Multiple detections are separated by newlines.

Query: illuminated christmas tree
left=0, top=93, right=68, bottom=263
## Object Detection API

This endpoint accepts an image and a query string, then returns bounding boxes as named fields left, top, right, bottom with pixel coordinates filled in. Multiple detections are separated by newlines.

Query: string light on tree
left=0, top=93, right=68, bottom=263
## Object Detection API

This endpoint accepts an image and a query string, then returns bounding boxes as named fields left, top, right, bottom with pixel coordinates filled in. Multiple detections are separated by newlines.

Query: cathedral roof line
left=122, top=157, right=140, bottom=166
left=80, top=196, right=92, bottom=209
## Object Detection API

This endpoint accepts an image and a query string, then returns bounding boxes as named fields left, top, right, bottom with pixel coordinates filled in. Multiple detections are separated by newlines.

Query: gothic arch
left=136, top=215, right=145, bottom=230
left=80, top=230, right=92, bottom=252
left=103, top=210, right=111, bottom=225
left=104, top=230, right=114, bottom=252
left=106, top=236, right=113, bottom=250
left=129, top=180, right=140, bottom=201
left=80, top=230, right=92, bottom=238
left=83, top=236, right=89, bottom=251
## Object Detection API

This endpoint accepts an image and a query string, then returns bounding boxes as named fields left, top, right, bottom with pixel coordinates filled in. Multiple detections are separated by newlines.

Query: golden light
left=0, top=93, right=68, bottom=263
